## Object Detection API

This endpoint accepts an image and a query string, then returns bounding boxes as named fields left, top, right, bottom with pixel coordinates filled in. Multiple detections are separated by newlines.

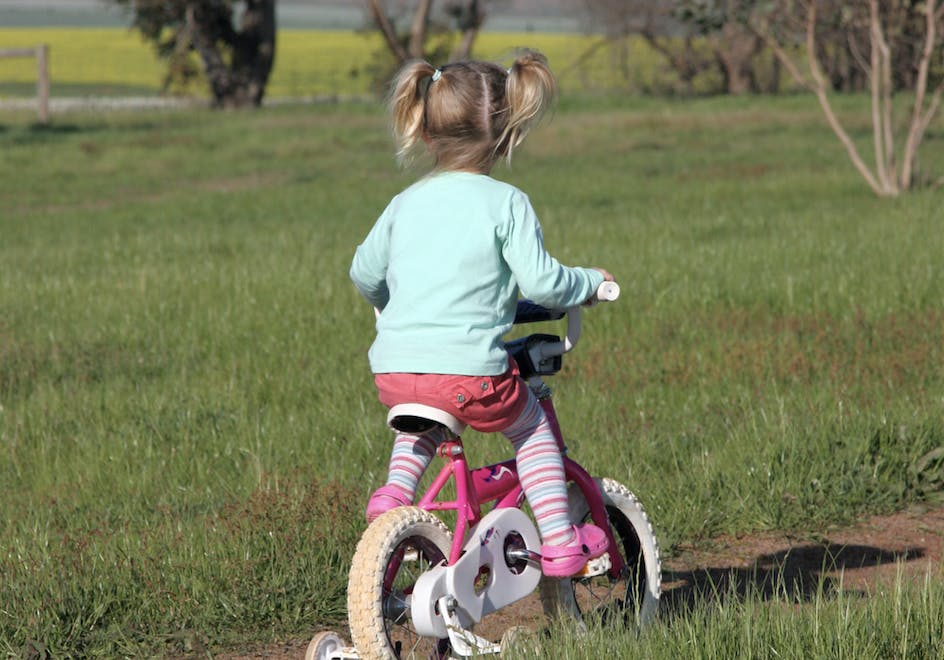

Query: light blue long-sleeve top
left=350, top=171, right=604, bottom=375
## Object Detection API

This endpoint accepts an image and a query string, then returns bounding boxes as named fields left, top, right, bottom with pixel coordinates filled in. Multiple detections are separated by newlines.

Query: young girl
left=350, top=50, right=614, bottom=578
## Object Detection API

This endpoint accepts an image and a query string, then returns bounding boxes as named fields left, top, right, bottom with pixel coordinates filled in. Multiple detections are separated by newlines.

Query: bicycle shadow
left=660, top=540, right=925, bottom=617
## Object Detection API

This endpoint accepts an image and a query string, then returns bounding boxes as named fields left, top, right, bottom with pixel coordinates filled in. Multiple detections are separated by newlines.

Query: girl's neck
left=438, top=166, right=491, bottom=176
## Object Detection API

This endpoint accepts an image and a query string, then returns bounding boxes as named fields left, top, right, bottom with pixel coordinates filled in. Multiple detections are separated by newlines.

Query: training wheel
left=305, top=631, right=348, bottom=660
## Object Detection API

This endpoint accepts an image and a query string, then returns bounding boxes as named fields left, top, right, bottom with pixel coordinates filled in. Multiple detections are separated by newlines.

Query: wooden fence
left=0, top=44, right=50, bottom=123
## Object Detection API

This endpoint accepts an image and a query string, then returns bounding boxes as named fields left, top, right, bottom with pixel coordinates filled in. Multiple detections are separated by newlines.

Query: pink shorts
left=374, top=360, right=530, bottom=434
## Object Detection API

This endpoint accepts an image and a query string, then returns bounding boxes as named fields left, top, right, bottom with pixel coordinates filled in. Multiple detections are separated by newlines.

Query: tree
left=113, top=0, right=276, bottom=108
left=575, top=1, right=704, bottom=94
left=750, top=0, right=944, bottom=196
left=675, top=0, right=769, bottom=94
left=366, top=0, right=489, bottom=66
left=579, top=0, right=777, bottom=95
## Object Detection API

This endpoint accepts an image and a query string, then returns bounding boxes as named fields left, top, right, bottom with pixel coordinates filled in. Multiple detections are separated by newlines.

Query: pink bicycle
left=309, top=283, right=661, bottom=659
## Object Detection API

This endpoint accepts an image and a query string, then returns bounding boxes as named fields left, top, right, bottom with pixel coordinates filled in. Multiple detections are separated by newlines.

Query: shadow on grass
left=661, top=541, right=925, bottom=616
left=0, top=120, right=162, bottom=147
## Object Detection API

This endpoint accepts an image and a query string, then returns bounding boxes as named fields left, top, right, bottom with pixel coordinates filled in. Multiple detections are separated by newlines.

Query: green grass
left=504, top=568, right=944, bottom=659
left=1, top=95, right=943, bottom=656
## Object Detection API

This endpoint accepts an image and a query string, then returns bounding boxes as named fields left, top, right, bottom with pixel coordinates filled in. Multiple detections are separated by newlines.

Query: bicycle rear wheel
left=347, top=507, right=453, bottom=659
left=540, top=477, right=661, bottom=630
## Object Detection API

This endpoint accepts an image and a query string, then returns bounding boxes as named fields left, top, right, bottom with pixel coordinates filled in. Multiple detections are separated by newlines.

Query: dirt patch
left=216, top=505, right=944, bottom=659
left=663, top=505, right=944, bottom=616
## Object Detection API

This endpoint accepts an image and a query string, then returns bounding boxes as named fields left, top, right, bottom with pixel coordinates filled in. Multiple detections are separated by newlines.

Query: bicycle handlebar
left=593, top=281, right=621, bottom=304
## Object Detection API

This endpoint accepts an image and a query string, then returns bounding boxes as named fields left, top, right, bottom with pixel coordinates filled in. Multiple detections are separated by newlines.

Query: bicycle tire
left=539, top=477, right=661, bottom=630
left=347, top=507, right=453, bottom=659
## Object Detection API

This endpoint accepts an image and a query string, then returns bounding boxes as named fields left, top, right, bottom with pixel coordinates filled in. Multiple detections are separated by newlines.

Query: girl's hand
left=592, top=267, right=614, bottom=282
left=585, top=268, right=616, bottom=305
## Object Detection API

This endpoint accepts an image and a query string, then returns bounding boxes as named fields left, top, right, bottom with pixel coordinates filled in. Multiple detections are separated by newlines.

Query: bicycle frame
left=415, top=393, right=628, bottom=579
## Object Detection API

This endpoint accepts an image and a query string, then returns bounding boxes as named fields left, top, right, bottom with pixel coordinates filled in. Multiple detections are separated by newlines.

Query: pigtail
left=500, top=50, right=557, bottom=161
left=383, top=51, right=554, bottom=171
left=387, top=60, right=437, bottom=164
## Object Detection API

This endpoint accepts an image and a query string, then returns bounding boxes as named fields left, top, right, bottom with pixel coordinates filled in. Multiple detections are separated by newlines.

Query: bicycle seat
left=387, top=404, right=467, bottom=437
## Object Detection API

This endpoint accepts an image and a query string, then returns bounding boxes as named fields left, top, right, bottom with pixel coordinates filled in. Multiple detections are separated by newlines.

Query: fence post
left=36, top=44, right=50, bottom=124
left=0, top=44, right=50, bottom=123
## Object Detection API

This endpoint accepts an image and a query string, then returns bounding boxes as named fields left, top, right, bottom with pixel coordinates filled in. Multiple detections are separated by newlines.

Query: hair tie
left=431, top=68, right=442, bottom=82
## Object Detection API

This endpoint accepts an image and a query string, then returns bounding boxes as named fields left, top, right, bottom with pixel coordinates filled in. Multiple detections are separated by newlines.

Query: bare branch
left=450, top=27, right=477, bottom=62
left=805, top=5, right=829, bottom=90
left=749, top=18, right=813, bottom=90
left=558, top=36, right=612, bottom=81
left=918, top=77, right=944, bottom=138
left=640, top=29, right=708, bottom=86
left=407, top=0, right=432, bottom=60
left=901, top=0, right=940, bottom=188
left=366, top=0, right=409, bottom=63
left=879, top=6, right=896, bottom=185
left=805, top=2, right=887, bottom=196
left=449, top=0, right=486, bottom=62
left=846, top=30, right=870, bottom=76
left=868, top=0, right=895, bottom=192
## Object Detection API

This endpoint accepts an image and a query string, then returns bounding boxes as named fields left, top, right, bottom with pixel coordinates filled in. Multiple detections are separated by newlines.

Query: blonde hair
left=387, top=50, right=557, bottom=172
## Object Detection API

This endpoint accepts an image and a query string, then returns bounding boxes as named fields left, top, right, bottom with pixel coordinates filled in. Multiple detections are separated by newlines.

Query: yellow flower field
left=0, top=28, right=166, bottom=92
left=0, top=27, right=660, bottom=98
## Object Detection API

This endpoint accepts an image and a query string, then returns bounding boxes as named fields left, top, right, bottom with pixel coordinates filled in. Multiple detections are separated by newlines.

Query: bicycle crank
left=410, top=507, right=542, bottom=653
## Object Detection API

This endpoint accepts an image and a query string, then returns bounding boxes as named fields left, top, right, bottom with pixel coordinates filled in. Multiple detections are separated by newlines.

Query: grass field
left=1, top=93, right=943, bottom=656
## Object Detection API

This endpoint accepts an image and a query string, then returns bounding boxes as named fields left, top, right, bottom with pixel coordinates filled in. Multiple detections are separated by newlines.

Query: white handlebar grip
left=597, top=281, right=620, bottom=302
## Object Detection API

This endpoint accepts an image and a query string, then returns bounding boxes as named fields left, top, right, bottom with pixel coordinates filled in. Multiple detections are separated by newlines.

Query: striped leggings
left=381, top=394, right=576, bottom=547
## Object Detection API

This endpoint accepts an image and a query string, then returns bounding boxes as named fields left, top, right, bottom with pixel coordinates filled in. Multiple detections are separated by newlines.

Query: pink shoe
left=365, top=485, right=411, bottom=524
left=541, top=524, right=610, bottom=577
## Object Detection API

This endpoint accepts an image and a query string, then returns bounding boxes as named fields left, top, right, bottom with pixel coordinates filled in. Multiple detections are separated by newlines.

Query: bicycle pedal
left=576, top=553, right=611, bottom=577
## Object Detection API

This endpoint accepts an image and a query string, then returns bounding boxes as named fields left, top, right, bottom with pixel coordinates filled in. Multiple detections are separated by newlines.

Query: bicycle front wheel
left=347, top=507, right=453, bottom=659
left=540, top=477, right=661, bottom=630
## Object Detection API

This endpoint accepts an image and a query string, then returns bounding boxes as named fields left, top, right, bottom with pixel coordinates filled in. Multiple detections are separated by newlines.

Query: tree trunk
left=710, top=23, right=762, bottom=95
left=765, top=55, right=782, bottom=94
left=408, top=0, right=433, bottom=59
left=367, top=0, right=409, bottom=63
left=449, top=0, right=486, bottom=61
left=231, top=0, right=276, bottom=107
left=187, top=0, right=276, bottom=108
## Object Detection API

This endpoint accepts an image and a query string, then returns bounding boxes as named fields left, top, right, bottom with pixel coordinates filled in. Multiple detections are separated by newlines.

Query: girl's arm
left=350, top=208, right=393, bottom=310
left=501, top=191, right=604, bottom=308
